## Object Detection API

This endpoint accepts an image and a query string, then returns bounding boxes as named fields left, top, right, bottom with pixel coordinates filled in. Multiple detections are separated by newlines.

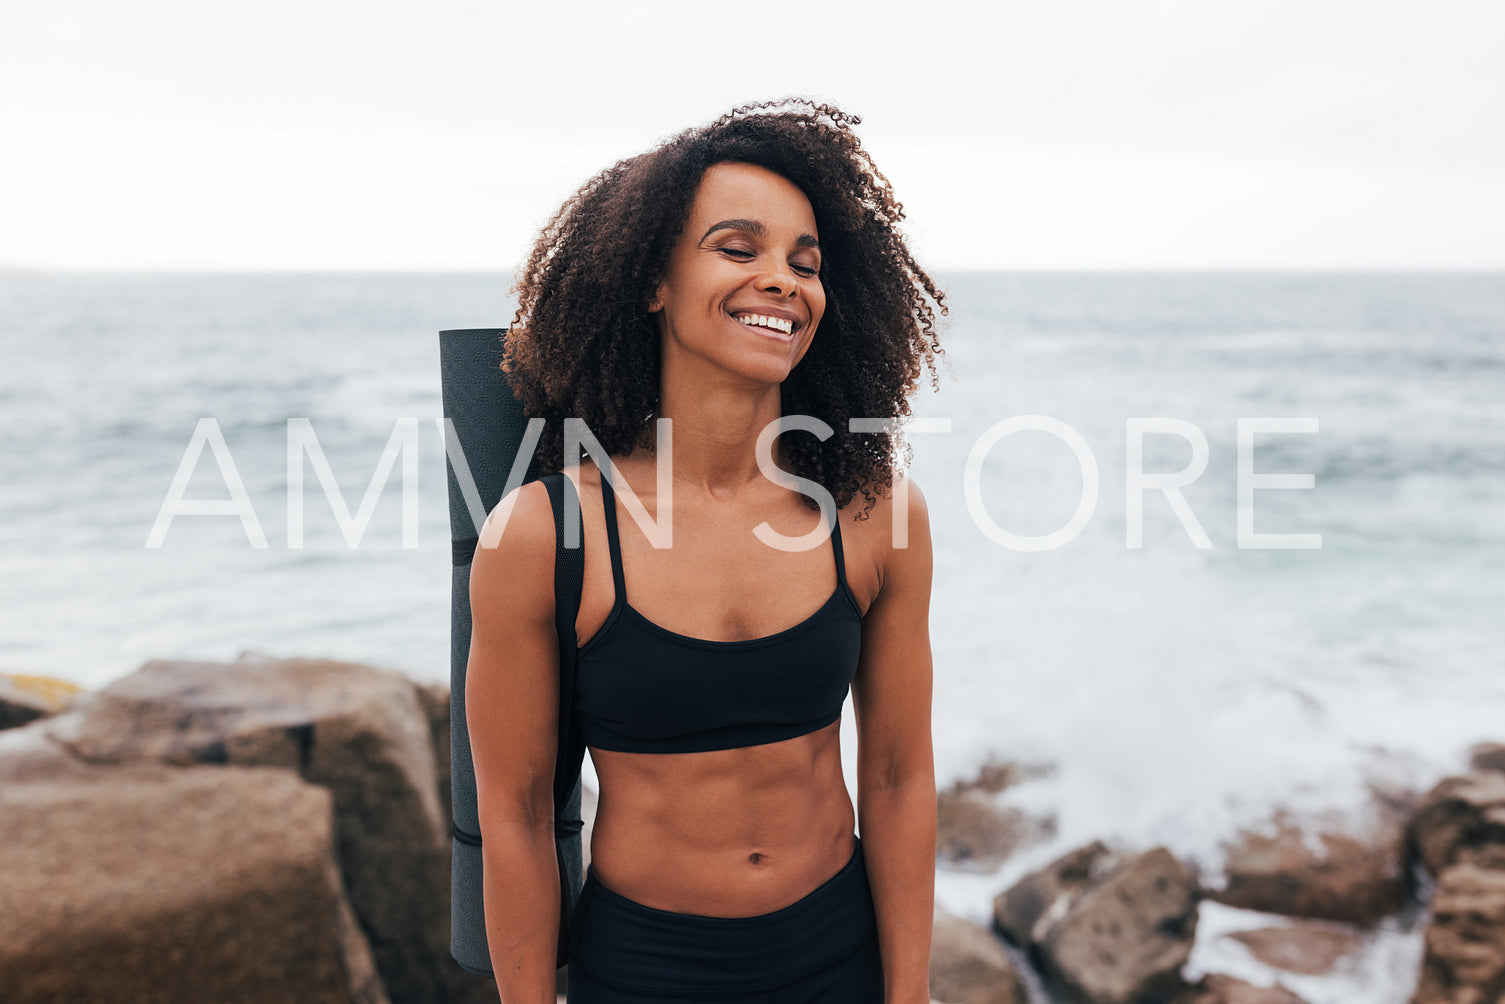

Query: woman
left=467, top=100, right=945, bottom=1003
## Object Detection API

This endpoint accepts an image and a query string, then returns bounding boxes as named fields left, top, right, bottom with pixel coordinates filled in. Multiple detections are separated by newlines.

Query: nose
left=755, top=264, right=799, bottom=299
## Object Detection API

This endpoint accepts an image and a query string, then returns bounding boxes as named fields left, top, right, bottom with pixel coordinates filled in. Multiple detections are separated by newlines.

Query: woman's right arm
left=466, top=480, right=563, bottom=1003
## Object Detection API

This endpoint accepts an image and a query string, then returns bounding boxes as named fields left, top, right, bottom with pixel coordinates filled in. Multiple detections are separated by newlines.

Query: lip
left=728, top=307, right=802, bottom=341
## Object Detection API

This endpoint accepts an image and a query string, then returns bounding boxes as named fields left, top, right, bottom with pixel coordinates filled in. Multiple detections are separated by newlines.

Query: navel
left=748, top=851, right=766, bottom=866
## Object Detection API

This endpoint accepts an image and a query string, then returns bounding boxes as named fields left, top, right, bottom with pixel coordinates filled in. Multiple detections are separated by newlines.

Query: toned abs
left=588, top=720, right=856, bottom=916
left=567, top=458, right=877, bottom=917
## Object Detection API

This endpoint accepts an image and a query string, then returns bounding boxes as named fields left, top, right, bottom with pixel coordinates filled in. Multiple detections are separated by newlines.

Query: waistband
left=570, top=835, right=876, bottom=992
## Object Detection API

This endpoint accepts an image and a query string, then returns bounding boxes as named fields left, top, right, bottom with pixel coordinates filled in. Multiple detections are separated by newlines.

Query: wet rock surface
left=995, top=843, right=1199, bottom=1004
left=994, top=840, right=1110, bottom=947
left=1410, top=766, right=1505, bottom=1004
left=1208, top=805, right=1410, bottom=926
left=1409, top=771, right=1505, bottom=876
left=1412, top=861, right=1505, bottom=1004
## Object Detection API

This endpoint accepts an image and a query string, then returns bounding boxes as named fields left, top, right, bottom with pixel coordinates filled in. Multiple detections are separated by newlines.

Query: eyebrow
left=700, top=218, right=821, bottom=251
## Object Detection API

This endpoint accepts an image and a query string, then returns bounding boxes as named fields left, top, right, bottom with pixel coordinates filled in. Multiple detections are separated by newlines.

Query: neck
left=650, top=375, right=788, bottom=501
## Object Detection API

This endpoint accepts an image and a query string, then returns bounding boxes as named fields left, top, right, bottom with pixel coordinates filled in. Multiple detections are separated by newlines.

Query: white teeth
left=736, top=313, right=792, bottom=335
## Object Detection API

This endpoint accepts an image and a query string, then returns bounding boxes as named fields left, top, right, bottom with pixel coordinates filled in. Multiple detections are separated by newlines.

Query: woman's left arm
left=852, top=473, right=937, bottom=1004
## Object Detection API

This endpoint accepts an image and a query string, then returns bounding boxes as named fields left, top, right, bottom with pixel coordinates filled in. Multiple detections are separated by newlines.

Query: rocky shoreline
left=2, top=659, right=1501, bottom=1003
left=931, top=743, right=1505, bottom=1003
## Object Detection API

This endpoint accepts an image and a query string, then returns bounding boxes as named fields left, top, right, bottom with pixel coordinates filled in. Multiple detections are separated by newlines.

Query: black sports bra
left=574, top=473, right=864, bottom=754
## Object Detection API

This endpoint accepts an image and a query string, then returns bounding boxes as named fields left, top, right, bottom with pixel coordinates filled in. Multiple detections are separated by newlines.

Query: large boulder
left=1409, top=771, right=1505, bottom=876
left=44, top=655, right=455, bottom=1004
left=0, top=726, right=386, bottom=1003
left=929, top=908, right=1029, bottom=1004
left=1411, top=861, right=1505, bottom=1004
left=1044, top=848, right=1200, bottom=1004
left=0, top=671, right=81, bottom=729
left=1208, top=805, right=1410, bottom=926
left=994, top=840, right=1109, bottom=946
left=995, top=843, right=1199, bottom=1004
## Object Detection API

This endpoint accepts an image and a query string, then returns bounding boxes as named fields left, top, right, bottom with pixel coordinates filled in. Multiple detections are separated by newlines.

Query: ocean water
left=2, top=270, right=1501, bottom=998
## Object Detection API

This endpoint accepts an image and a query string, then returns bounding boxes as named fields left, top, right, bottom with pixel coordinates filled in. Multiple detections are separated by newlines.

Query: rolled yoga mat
left=439, top=327, right=582, bottom=976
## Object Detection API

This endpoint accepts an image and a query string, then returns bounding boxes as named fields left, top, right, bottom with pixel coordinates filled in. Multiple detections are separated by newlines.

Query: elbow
left=857, top=763, right=936, bottom=818
left=861, top=771, right=935, bottom=801
left=859, top=742, right=936, bottom=795
left=476, top=776, right=556, bottom=839
left=477, top=804, right=558, bottom=872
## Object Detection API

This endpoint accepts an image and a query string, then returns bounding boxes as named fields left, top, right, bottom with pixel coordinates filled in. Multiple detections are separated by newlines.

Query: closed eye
left=719, top=246, right=820, bottom=277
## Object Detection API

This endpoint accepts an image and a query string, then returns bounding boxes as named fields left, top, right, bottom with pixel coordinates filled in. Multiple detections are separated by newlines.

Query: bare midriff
left=586, top=718, right=856, bottom=917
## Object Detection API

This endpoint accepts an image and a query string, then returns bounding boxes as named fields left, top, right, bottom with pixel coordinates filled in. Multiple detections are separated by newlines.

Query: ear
left=647, top=285, right=664, bottom=313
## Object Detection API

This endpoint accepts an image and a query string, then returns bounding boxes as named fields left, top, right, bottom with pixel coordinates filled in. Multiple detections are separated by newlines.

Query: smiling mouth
left=731, top=312, right=796, bottom=337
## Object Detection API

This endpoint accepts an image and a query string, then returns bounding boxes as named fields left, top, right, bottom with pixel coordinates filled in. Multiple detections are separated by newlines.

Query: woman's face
left=649, top=161, right=826, bottom=385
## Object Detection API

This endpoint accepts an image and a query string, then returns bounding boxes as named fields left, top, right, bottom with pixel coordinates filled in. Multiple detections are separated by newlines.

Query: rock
left=929, top=908, right=1029, bottom=1004
left=1043, top=847, right=1199, bottom=1004
left=0, top=671, right=82, bottom=729
left=1409, top=771, right=1505, bottom=876
left=0, top=727, right=387, bottom=1003
left=994, top=841, right=1110, bottom=946
left=1469, top=742, right=1505, bottom=776
left=938, top=789, right=1054, bottom=873
left=1171, top=974, right=1309, bottom=1004
left=1412, top=861, right=1505, bottom=1004
left=1226, top=923, right=1362, bottom=975
left=44, top=655, right=453, bottom=1004
left=1209, top=806, right=1409, bottom=926
left=949, top=759, right=1055, bottom=796
left=995, top=843, right=1199, bottom=1004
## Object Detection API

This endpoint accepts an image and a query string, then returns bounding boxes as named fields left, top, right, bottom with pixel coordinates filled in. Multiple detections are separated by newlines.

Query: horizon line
left=4, top=264, right=1504, bottom=276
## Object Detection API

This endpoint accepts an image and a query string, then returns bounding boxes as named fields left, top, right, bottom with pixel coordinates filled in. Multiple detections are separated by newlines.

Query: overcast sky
left=2, top=0, right=1501, bottom=271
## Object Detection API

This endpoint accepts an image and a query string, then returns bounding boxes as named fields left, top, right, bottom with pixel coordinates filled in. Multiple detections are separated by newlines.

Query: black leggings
left=566, top=835, right=883, bottom=1003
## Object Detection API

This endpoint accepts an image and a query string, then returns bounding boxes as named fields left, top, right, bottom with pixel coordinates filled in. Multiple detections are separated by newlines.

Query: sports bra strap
left=828, top=504, right=849, bottom=590
left=598, top=468, right=628, bottom=601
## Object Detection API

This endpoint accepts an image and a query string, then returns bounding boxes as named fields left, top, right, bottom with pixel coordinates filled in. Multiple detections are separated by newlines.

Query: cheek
left=809, top=286, right=828, bottom=329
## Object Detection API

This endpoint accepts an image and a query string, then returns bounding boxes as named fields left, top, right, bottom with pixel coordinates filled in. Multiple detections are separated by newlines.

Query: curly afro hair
left=501, top=98, right=946, bottom=514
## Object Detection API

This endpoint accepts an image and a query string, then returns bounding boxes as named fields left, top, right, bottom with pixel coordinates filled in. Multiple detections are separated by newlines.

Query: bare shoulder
left=470, top=478, right=557, bottom=632
left=884, top=471, right=930, bottom=533
left=841, top=471, right=933, bottom=609
left=879, top=471, right=932, bottom=591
